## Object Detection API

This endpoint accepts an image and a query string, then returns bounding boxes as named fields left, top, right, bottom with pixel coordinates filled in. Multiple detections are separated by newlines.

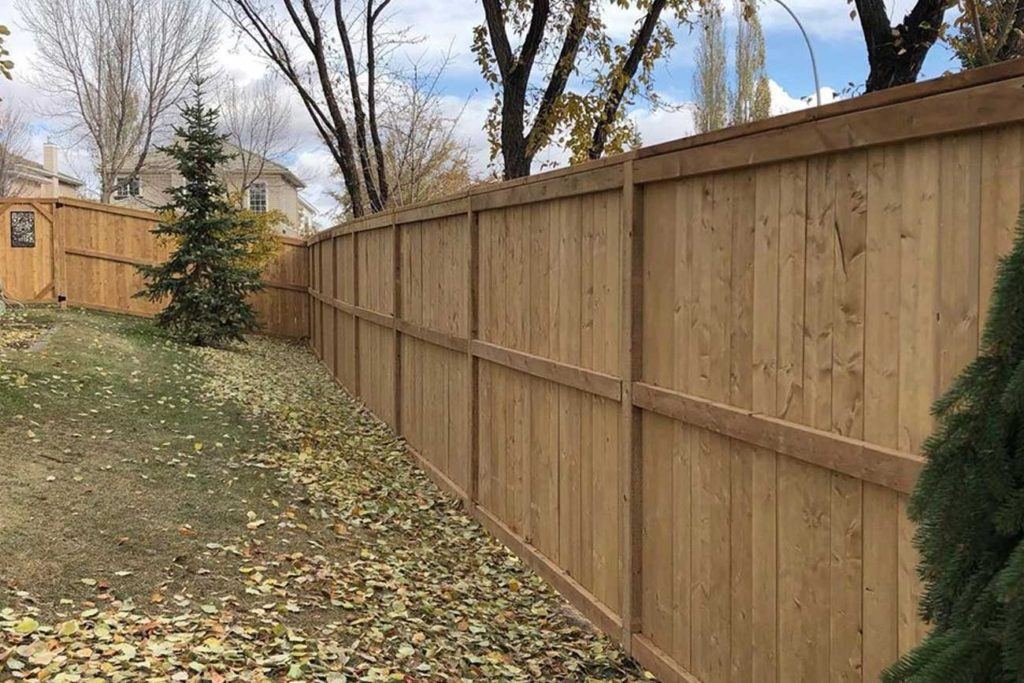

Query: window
left=248, top=183, right=267, bottom=213
left=113, top=176, right=140, bottom=199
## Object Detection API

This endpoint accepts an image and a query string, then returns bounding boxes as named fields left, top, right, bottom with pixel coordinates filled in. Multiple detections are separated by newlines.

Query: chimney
left=43, top=142, right=58, bottom=173
left=42, top=141, right=59, bottom=197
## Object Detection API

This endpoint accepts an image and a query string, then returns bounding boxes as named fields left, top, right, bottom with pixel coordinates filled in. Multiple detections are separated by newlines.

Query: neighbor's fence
left=308, top=60, right=1024, bottom=682
left=0, top=197, right=308, bottom=337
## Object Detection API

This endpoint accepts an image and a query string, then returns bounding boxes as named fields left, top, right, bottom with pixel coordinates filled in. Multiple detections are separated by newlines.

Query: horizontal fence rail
left=307, top=60, right=1024, bottom=683
left=0, top=197, right=309, bottom=337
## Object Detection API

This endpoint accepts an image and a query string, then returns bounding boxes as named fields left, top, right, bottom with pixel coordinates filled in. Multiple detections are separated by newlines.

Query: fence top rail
left=0, top=196, right=308, bottom=248
left=307, top=57, right=1024, bottom=246
left=0, top=196, right=161, bottom=221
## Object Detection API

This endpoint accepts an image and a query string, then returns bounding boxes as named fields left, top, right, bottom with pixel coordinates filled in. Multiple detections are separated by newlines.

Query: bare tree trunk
left=216, top=0, right=404, bottom=216
left=366, top=0, right=390, bottom=207
left=219, top=76, right=295, bottom=196
left=481, top=0, right=592, bottom=180
left=855, top=0, right=949, bottom=92
left=20, top=0, right=218, bottom=203
left=286, top=0, right=366, bottom=215
left=372, top=55, right=473, bottom=209
left=0, top=104, right=31, bottom=197
left=335, top=1, right=383, bottom=212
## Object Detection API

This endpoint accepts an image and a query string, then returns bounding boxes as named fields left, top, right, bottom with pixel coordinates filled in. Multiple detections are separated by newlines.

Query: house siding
left=114, top=168, right=308, bottom=236
left=10, top=175, right=81, bottom=199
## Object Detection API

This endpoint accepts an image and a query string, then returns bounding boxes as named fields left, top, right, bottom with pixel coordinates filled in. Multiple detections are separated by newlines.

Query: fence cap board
left=636, top=57, right=1024, bottom=161
left=57, top=197, right=162, bottom=221
left=394, top=196, right=470, bottom=225
left=308, top=58, right=1024, bottom=245
left=635, top=74, right=1024, bottom=184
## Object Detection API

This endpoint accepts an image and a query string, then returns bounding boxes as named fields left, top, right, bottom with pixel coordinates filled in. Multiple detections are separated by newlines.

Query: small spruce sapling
left=137, top=77, right=263, bottom=347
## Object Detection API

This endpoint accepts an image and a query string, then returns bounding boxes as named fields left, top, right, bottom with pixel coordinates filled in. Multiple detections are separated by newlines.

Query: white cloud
left=630, top=102, right=698, bottom=147
left=626, top=77, right=835, bottom=148
left=214, top=41, right=272, bottom=87
left=290, top=148, right=339, bottom=223
left=374, top=1, right=482, bottom=76
left=767, top=78, right=840, bottom=115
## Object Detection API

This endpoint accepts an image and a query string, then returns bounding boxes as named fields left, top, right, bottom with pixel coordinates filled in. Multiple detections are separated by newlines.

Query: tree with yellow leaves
left=473, top=0, right=695, bottom=179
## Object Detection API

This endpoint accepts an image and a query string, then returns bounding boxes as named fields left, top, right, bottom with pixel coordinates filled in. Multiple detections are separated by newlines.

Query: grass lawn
left=0, top=307, right=646, bottom=681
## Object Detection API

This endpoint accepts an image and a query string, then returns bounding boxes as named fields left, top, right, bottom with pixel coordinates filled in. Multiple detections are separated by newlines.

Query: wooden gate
left=0, top=200, right=58, bottom=302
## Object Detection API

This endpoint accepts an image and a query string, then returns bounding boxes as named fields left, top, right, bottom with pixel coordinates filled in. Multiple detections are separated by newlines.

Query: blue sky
left=0, top=0, right=963, bottom=216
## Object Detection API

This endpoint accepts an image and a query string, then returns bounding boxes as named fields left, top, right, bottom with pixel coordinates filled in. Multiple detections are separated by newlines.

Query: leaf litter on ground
left=1, top=312, right=650, bottom=681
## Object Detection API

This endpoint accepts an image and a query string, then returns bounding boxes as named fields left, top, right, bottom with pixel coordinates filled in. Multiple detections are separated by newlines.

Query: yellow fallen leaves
left=13, top=617, right=38, bottom=634
left=191, top=334, right=650, bottom=680
left=1, top=605, right=351, bottom=681
left=245, top=511, right=266, bottom=530
left=1, top=316, right=649, bottom=681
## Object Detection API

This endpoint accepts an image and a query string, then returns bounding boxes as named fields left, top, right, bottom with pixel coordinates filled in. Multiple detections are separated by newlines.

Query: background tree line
left=2, top=0, right=1023, bottom=216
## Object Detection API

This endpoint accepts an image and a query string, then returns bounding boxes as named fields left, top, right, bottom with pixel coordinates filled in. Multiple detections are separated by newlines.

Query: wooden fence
left=0, top=197, right=308, bottom=337
left=308, top=60, right=1024, bottom=682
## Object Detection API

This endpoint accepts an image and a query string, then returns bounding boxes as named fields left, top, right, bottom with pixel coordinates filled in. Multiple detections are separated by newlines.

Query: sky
left=0, top=0, right=961, bottom=222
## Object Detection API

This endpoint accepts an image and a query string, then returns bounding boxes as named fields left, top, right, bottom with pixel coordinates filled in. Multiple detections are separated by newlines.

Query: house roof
left=10, top=153, right=85, bottom=188
left=298, top=195, right=318, bottom=214
left=133, top=142, right=306, bottom=189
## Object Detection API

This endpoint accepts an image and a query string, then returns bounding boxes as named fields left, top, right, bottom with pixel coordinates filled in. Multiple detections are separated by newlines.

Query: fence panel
left=62, top=200, right=171, bottom=317
left=397, top=214, right=472, bottom=493
left=308, top=61, right=1024, bottom=683
left=0, top=197, right=308, bottom=337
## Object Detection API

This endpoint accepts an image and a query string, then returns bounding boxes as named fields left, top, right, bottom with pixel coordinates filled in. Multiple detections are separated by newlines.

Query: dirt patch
left=0, top=307, right=56, bottom=352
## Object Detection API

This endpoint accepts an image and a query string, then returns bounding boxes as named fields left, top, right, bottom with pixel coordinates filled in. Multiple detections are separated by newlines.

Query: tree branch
left=481, top=0, right=514, bottom=79
left=366, top=0, right=390, bottom=208
left=586, top=0, right=665, bottom=159
left=526, top=0, right=590, bottom=157
left=334, top=0, right=383, bottom=212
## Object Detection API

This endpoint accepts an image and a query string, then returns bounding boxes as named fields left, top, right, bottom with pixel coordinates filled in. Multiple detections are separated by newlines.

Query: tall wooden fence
left=0, top=197, right=308, bottom=337
left=308, top=60, right=1024, bottom=682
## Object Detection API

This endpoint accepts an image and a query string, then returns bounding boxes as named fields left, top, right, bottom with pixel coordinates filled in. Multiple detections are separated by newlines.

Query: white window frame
left=113, top=176, right=140, bottom=200
left=248, top=182, right=268, bottom=213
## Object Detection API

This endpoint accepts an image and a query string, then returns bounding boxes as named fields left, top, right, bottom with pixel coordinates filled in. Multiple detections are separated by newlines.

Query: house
left=297, top=195, right=319, bottom=235
left=112, top=144, right=317, bottom=236
left=1, top=142, right=84, bottom=198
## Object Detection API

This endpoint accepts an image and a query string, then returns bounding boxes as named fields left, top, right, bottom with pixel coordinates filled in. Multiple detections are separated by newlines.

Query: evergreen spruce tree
left=883, top=208, right=1024, bottom=681
left=137, top=77, right=263, bottom=347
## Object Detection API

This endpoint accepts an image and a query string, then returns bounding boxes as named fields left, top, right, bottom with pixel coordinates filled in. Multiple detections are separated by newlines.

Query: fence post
left=467, top=201, right=480, bottom=509
left=619, top=157, right=644, bottom=654
left=304, top=238, right=312, bottom=342
left=352, top=229, right=361, bottom=396
left=392, top=215, right=402, bottom=432
left=330, top=237, right=338, bottom=370
left=51, top=201, right=68, bottom=308
left=307, top=244, right=314, bottom=342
